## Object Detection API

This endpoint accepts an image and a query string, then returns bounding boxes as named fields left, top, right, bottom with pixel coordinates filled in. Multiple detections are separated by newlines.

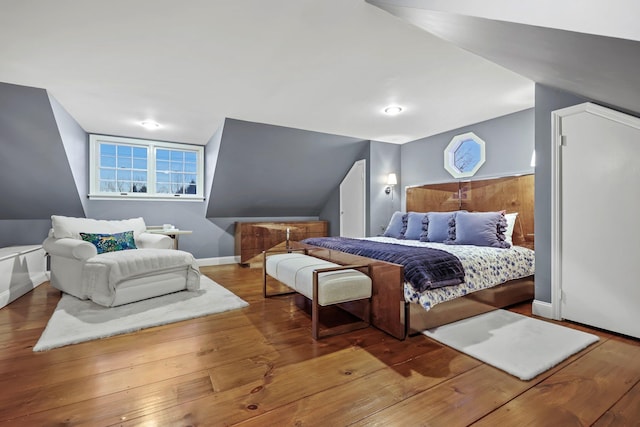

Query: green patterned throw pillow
left=80, top=230, right=138, bottom=254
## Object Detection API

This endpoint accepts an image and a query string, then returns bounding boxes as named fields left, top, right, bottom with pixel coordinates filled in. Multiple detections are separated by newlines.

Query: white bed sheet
left=362, top=237, right=535, bottom=311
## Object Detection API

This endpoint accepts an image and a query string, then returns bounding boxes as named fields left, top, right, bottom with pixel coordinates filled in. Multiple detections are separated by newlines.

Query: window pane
left=132, top=182, right=147, bottom=193
left=100, top=169, right=116, bottom=180
left=156, top=149, right=170, bottom=161
left=117, top=145, right=132, bottom=157
left=100, top=144, right=116, bottom=156
left=157, top=161, right=170, bottom=172
left=101, top=156, right=116, bottom=168
left=171, top=173, right=183, bottom=184
left=170, top=162, right=183, bottom=172
left=184, top=162, right=197, bottom=173
left=156, top=184, right=170, bottom=193
left=133, top=147, right=147, bottom=159
left=117, top=170, right=132, bottom=181
left=133, top=171, right=147, bottom=182
left=117, top=182, right=131, bottom=192
left=185, top=152, right=197, bottom=163
left=170, top=151, right=184, bottom=162
left=185, top=181, right=197, bottom=194
left=100, top=181, right=116, bottom=192
left=156, top=172, right=169, bottom=183
left=172, top=183, right=184, bottom=194
left=133, top=158, right=147, bottom=169
left=118, top=157, right=132, bottom=169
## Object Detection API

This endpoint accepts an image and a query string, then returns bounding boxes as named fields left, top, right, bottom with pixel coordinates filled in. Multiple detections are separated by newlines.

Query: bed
left=295, top=174, right=535, bottom=340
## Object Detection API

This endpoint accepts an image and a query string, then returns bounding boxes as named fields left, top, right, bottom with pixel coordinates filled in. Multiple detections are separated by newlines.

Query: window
left=89, top=135, right=204, bottom=200
left=444, top=132, right=486, bottom=178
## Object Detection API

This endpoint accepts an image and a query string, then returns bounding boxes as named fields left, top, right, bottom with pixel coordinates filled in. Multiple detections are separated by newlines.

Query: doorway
left=551, top=102, right=640, bottom=338
left=340, top=159, right=366, bottom=237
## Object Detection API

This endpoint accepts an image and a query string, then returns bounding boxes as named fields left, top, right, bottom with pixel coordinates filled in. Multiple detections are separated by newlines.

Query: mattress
left=361, top=237, right=535, bottom=311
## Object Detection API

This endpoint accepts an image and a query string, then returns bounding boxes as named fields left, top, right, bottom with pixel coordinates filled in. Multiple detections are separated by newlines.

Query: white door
left=340, top=159, right=366, bottom=237
left=553, top=103, right=640, bottom=338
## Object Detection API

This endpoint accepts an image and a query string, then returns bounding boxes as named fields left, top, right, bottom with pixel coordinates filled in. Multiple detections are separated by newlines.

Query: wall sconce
left=385, top=173, right=397, bottom=198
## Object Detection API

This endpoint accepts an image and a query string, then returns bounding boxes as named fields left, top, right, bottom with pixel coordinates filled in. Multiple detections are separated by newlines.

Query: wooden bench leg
left=312, top=270, right=371, bottom=340
left=312, top=270, right=320, bottom=340
left=265, top=255, right=372, bottom=339
left=263, top=252, right=268, bottom=298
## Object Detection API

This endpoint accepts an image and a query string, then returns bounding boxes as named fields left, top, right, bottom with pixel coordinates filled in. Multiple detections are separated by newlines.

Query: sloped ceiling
left=0, top=82, right=85, bottom=220
left=368, top=0, right=640, bottom=115
left=0, top=0, right=533, bottom=145
left=207, top=119, right=369, bottom=217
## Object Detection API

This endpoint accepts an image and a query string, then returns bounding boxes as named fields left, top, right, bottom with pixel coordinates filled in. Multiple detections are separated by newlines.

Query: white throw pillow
left=51, top=215, right=147, bottom=240
left=504, top=212, right=518, bottom=245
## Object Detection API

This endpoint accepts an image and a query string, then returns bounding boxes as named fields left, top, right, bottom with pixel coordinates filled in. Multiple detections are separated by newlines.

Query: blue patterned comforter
left=368, top=237, right=535, bottom=311
left=301, top=236, right=464, bottom=292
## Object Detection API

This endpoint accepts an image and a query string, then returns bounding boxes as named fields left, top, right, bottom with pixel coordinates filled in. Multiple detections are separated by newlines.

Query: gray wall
left=369, top=141, right=401, bottom=236
left=400, top=108, right=535, bottom=208
left=0, top=82, right=85, bottom=246
left=533, top=84, right=587, bottom=303
left=48, top=93, right=89, bottom=215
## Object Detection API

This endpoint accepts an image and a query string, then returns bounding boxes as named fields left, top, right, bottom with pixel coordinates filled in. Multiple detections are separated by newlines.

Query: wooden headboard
left=405, top=174, right=534, bottom=246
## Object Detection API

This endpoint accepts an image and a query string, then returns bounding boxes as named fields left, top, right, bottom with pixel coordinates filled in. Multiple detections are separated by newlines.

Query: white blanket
left=81, top=248, right=201, bottom=306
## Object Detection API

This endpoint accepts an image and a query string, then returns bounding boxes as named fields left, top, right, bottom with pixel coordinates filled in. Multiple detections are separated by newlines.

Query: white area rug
left=423, top=309, right=599, bottom=380
left=33, top=276, right=248, bottom=352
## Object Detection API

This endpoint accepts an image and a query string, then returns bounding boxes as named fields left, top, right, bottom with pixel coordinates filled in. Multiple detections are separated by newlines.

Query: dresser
left=234, top=220, right=328, bottom=265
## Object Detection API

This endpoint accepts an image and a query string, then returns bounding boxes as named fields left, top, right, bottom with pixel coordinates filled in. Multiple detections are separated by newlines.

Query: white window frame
left=443, top=132, right=486, bottom=179
left=89, top=134, right=205, bottom=201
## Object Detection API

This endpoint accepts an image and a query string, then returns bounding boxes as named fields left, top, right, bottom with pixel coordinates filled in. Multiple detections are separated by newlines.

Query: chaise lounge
left=43, top=215, right=201, bottom=307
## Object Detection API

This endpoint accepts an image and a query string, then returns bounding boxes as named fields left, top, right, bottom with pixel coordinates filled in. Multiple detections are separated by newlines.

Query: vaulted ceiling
left=1, top=1, right=637, bottom=147
left=368, top=0, right=640, bottom=116
left=0, top=0, right=533, bottom=145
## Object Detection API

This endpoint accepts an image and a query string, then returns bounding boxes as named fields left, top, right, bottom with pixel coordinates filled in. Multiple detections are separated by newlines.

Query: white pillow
left=51, top=215, right=147, bottom=240
left=504, top=212, right=518, bottom=245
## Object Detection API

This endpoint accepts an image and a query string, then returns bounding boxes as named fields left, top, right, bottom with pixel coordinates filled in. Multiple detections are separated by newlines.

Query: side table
left=146, top=228, right=192, bottom=250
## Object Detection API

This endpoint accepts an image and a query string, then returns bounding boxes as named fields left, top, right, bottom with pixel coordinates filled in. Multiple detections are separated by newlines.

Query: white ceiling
left=371, top=0, right=640, bottom=42
left=0, top=0, right=534, bottom=145
left=370, top=0, right=640, bottom=118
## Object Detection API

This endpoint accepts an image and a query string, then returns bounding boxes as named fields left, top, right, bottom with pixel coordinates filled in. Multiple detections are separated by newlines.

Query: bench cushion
left=266, top=253, right=371, bottom=306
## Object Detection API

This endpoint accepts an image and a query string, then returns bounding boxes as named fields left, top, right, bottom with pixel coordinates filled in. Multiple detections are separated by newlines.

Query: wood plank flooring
left=1, top=264, right=638, bottom=426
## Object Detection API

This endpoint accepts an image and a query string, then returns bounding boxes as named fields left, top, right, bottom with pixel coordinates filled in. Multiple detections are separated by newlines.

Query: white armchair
left=43, top=216, right=201, bottom=307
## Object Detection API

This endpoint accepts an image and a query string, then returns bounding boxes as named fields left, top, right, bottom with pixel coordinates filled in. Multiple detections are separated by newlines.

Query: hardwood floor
left=1, top=264, right=639, bottom=426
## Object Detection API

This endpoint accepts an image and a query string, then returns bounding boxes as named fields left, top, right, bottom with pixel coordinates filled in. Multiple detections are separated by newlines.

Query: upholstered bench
left=264, top=252, right=372, bottom=339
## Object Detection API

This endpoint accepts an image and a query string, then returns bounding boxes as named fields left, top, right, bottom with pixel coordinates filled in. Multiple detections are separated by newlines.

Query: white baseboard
left=532, top=299, right=554, bottom=319
left=196, top=256, right=239, bottom=267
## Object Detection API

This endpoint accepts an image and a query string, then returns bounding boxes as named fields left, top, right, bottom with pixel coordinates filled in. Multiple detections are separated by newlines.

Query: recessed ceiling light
left=383, top=105, right=403, bottom=115
left=140, top=120, right=161, bottom=130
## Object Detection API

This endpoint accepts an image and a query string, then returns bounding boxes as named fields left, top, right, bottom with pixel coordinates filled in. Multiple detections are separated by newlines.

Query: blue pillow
left=404, top=212, right=426, bottom=240
left=421, top=211, right=458, bottom=243
left=80, top=230, right=138, bottom=254
left=383, top=211, right=406, bottom=239
left=447, top=211, right=510, bottom=248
